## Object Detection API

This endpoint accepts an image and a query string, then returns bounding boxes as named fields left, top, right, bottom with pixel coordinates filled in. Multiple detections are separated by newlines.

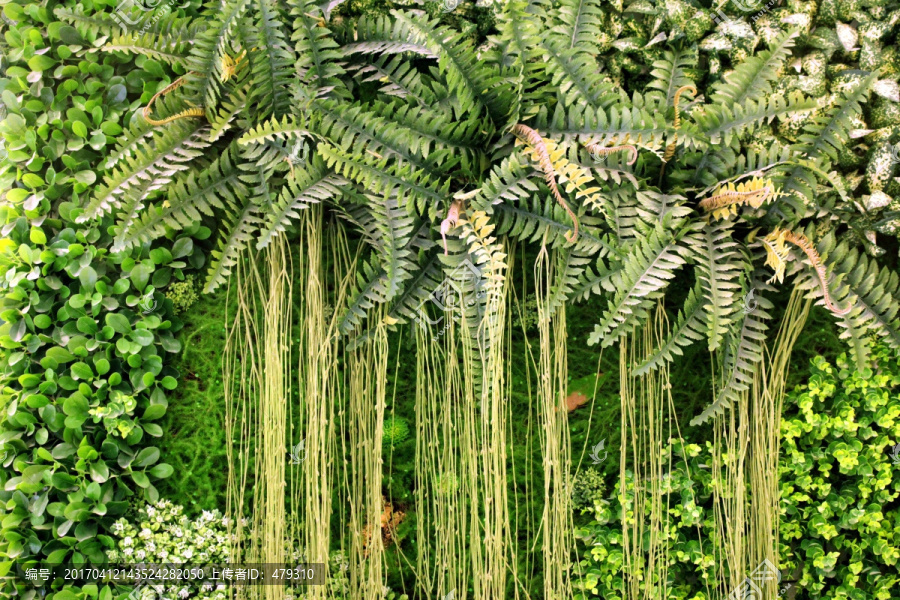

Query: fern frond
left=539, top=40, right=619, bottom=111
left=710, top=29, right=800, bottom=106
left=699, top=176, right=783, bottom=220
left=485, top=0, right=544, bottom=124
left=803, top=235, right=900, bottom=357
left=310, top=100, right=442, bottom=171
left=647, top=48, right=696, bottom=108
left=54, top=6, right=124, bottom=39
left=698, top=91, right=817, bottom=145
left=338, top=259, right=392, bottom=335
left=204, top=199, right=263, bottom=292
left=536, top=99, right=669, bottom=151
left=102, top=30, right=191, bottom=66
left=116, top=145, right=247, bottom=248
left=246, top=0, right=295, bottom=119
left=633, top=280, right=707, bottom=376
left=339, top=219, right=432, bottom=336
left=512, top=124, right=579, bottom=241
left=547, top=240, right=602, bottom=314
left=763, top=228, right=853, bottom=315
left=470, top=154, right=539, bottom=212
left=774, top=73, right=878, bottom=216
left=239, top=115, right=309, bottom=146
left=289, top=0, right=347, bottom=98
left=209, top=82, right=250, bottom=142
left=256, top=157, right=346, bottom=248
left=338, top=15, right=437, bottom=58
left=690, top=280, right=773, bottom=425
left=367, top=101, right=489, bottom=175
left=392, top=10, right=513, bottom=124
left=685, top=221, right=746, bottom=351
left=318, top=144, right=449, bottom=215
left=343, top=55, right=438, bottom=106
left=588, top=225, right=690, bottom=347
left=549, top=0, right=605, bottom=54
left=183, top=0, right=252, bottom=121
left=79, top=119, right=209, bottom=222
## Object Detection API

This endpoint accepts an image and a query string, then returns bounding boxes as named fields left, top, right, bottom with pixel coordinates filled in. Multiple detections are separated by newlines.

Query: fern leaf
left=392, top=10, right=513, bottom=124
left=256, top=157, right=347, bottom=248
left=117, top=145, right=247, bottom=249
left=79, top=119, right=209, bottom=222
left=647, top=48, right=696, bottom=108
left=318, top=144, right=449, bottom=215
left=339, top=15, right=437, bottom=58
left=588, top=224, right=690, bottom=347
left=633, top=280, right=708, bottom=376
left=246, top=0, right=295, bottom=118
left=690, top=276, right=773, bottom=425
left=289, top=0, right=347, bottom=98
left=204, top=199, right=263, bottom=292
left=710, top=29, right=800, bottom=106
left=183, top=0, right=252, bottom=121
left=686, top=221, right=746, bottom=351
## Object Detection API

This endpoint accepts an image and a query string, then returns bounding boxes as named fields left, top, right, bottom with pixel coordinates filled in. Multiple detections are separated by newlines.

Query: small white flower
left=182, top=548, right=193, bottom=559
left=135, top=550, right=146, bottom=560
left=123, top=547, right=134, bottom=556
left=123, top=536, right=133, bottom=547
left=178, top=588, right=190, bottom=598
left=140, top=528, right=152, bottom=539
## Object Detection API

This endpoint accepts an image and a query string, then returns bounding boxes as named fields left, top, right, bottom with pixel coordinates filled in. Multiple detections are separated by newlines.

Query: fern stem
left=782, top=230, right=852, bottom=316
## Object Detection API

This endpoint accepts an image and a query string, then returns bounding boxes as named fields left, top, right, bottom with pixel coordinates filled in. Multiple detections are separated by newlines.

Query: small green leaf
left=71, top=120, right=88, bottom=138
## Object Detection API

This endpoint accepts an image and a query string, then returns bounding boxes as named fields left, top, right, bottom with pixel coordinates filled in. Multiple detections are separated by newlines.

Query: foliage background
left=2, top=0, right=900, bottom=599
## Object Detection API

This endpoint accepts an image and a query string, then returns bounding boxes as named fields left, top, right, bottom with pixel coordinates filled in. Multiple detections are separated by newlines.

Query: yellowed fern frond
left=512, top=124, right=578, bottom=242
left=761, top=228, right=789, bottom=283
left=762, top=228, right=852, bottom=315
left=700, top=177, right=783, bottom=220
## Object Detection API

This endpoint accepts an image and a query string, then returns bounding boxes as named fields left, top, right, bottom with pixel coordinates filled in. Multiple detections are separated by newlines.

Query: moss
left=155, top=290, right=231, bottom=515
left=383, top=416, right=410, bottom=446
left=164, top=275, right=199, bottom=314
left=512, top=293, right=539, bottom=333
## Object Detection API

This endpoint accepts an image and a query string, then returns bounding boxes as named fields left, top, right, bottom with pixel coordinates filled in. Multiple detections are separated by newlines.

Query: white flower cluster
left=108, top=499, right=233, bottom=600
